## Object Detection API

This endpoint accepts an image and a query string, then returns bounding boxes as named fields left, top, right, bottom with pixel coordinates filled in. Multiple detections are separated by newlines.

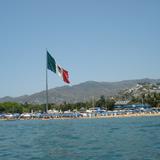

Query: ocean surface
left=0, top=116, right=160, bottom=160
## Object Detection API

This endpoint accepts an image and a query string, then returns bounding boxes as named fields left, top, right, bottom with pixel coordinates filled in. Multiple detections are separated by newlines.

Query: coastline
left=1, top=112, right=160, bottom=121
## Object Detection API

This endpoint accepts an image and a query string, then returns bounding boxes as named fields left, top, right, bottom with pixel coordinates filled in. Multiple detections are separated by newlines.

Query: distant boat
left=20, top=113, right=31, bottom=118
left=4, top=113, right=14, bottom=119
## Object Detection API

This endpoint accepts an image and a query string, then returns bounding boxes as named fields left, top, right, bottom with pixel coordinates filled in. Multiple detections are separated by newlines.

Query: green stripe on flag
left=47, top=51, right=56, bottom=73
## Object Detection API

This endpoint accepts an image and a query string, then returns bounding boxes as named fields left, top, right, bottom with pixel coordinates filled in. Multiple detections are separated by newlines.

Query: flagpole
left=46, top=49, right=48, bottom=113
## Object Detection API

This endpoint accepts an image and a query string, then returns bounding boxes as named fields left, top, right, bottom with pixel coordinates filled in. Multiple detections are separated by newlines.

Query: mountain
left=0, top=78, right=160, bottom=104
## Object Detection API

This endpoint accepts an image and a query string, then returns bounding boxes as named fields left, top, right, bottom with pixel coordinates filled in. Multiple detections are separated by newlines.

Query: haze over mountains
left=1, top=78, right=160, bottom=104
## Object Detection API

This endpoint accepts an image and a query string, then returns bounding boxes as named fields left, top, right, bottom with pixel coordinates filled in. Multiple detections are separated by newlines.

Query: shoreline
left=1, top=112, right=160, bottom=121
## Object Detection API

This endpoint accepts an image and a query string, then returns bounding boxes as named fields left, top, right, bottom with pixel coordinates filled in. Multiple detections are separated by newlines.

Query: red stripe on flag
left=62, top=69, right=70, bottom=84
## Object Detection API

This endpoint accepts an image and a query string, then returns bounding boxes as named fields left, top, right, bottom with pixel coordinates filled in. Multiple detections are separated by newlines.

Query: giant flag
left=47, top=51, right=70, bottom=84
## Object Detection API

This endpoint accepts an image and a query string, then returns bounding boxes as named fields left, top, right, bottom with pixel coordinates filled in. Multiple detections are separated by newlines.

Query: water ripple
left=0, top=117, right=160, bottom=160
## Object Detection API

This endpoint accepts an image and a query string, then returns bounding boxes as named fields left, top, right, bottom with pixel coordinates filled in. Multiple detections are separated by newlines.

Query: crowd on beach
left=0, top=104, right=160, bottom=120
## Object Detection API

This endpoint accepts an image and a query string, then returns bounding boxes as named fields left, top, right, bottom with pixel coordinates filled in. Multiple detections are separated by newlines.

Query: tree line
left=0, top=96, right=115, bottom=113
left=129, top=92, right=160, bottom=107
left=0, top=93, right=160, bottom=113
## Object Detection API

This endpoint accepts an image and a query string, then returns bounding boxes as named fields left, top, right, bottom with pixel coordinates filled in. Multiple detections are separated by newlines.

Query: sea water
left=0, top=116, right=160, bottom=160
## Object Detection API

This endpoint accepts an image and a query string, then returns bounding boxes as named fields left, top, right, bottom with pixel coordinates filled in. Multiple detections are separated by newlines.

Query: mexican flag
left=47, top=51, right=70, bottom=84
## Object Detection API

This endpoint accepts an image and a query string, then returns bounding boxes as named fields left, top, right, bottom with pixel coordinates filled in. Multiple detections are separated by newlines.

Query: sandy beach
left=1, top=112, right=160, bottom=121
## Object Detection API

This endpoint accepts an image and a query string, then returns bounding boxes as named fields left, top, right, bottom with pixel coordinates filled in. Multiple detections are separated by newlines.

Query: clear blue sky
left=0, top=0, right=160, bottom=97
